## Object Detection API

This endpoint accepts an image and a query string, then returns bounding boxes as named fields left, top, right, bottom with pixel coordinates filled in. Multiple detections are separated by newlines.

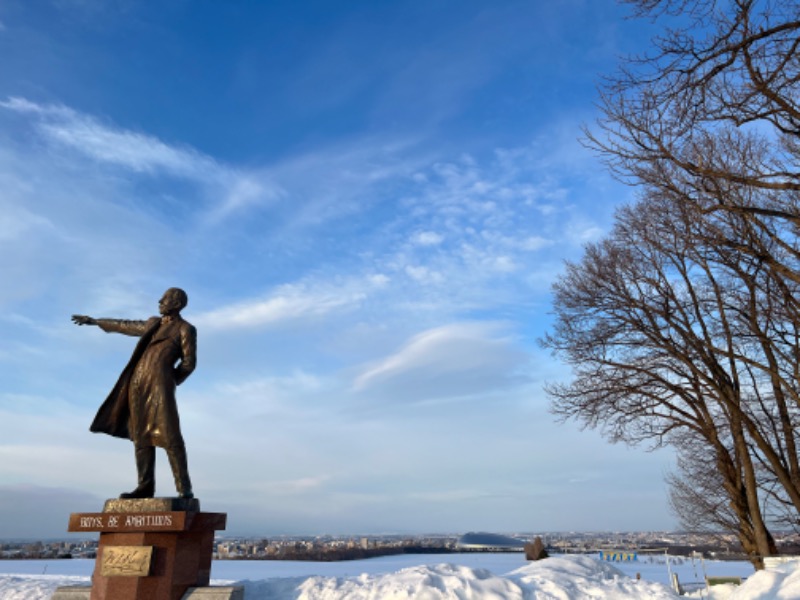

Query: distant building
left=456, top=532, right=526, bottom=550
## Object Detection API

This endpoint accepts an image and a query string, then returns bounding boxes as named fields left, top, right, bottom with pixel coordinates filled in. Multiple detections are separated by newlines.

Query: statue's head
left=159, top=287, right=188, bottom=315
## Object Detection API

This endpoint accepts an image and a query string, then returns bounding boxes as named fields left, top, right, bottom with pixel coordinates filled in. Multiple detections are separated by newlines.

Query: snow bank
left=0, top=555, right=797, bottom=600
left=507, top=555, right=676, bottom=599
left=681, top=560, right=800, bottom=600
left=0, top=574, right=88, bottom=600
left=0, top=555, right=678, bottom=600
left=729, top=560, right=800, bottom=599
left=240, top=563, right=525, bottom=599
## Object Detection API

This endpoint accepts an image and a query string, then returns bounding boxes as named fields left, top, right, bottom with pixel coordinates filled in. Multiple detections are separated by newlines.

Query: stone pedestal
left=55, top=498, right=240, bottom=600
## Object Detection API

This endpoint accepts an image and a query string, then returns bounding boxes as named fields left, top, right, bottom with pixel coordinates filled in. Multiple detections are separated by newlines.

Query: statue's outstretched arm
left=71, top=315, right=150, bottom=336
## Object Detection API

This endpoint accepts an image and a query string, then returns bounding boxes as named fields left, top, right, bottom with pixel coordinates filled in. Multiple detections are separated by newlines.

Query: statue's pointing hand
left=72, top=315, right=97, bottom=326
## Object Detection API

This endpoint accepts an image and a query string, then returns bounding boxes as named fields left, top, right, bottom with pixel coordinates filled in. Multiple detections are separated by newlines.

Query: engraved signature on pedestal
left=101, top=546, right=153, bottom=577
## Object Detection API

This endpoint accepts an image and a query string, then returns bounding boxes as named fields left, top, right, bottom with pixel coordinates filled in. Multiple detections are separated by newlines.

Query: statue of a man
left=72, top=288, right=196, bottom=499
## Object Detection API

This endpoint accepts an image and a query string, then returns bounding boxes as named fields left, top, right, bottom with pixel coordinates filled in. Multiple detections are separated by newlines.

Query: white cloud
left=411, top=231, right=444, bottom=246
left=1, top=97, right=217, bottom=177
left=194, top=278, right=382, bottom=330
left=261, top=134, right=429, bottom=230
left=369, top=274, right=390, bottom=287
left=207, top=173, right=283, bottom=222
left=404, top=265, right=443, bottom=283
left=457, top=244, right=518, bottom=274
left=0, top=97, right=69, bottom=116
left=0, top=97, right=283, bottom=222
left=519, top=235, right=552, bottom=251
left=352, top=322, right=527, bottom=400
left=568, top=220, right=605, bottom=244
left=0, top=141, right=183, bottom=310
left=196, top=290, right=353, bottom=329
left=42, top=120, right=214, bottom=176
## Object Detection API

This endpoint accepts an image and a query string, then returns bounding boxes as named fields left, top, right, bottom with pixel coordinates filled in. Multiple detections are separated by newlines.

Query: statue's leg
left=166, top=444, right=193, bottom=499
left=120, top=446, right=156, bottom=499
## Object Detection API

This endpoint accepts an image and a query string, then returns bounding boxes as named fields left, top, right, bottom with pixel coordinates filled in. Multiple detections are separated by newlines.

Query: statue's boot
left=167, top=445, right=194, bottom=499
left=120, top=446, right=156, bottom=499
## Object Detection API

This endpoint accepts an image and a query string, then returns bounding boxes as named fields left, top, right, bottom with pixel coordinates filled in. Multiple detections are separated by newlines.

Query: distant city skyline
left=0, top=0, right=676, bottom=539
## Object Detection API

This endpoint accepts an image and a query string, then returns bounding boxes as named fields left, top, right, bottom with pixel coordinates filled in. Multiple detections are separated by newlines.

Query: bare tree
left=547, top=0, right=800, bottom=565
left=597, top=0, right=800, bottom=189
left=543, top=188, right=800, bottom=566
left=588, top=0, right=800, bottom=283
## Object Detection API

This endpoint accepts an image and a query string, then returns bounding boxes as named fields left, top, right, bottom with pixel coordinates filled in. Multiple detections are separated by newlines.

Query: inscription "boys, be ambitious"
left=68, top=511, right=186, bottom=532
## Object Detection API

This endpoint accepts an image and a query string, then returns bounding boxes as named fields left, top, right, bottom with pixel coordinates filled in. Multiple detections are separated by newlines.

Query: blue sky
left=0, top=0, right=675, bottom=539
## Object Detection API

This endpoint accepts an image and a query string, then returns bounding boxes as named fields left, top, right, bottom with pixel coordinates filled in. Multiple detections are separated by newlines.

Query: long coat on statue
left=90, top=315, right=197, bottom=449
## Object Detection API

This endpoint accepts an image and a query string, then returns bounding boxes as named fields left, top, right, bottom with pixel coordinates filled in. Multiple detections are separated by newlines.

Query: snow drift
left=0, top=554, right=797, bottom=599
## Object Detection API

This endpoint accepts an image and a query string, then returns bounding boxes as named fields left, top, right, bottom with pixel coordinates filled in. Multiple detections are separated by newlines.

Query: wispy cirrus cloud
left=0, top=96, right=611, bottom=333
left=189, top=128, right=612, bottom=338
left=0, top=97, right=284, bottom=222
left=194, top=275, right=389, bottom=331
left=1, top=97, right=214, bottom=176
left=341, top=143, right=598, bottom=320
left=260, top=135, right=429, bottom=231
left=352, top=322, right=528, bottom=400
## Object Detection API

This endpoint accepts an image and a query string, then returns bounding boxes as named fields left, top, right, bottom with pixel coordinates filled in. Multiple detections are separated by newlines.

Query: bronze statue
left=72, top=288, right=197, bottom=499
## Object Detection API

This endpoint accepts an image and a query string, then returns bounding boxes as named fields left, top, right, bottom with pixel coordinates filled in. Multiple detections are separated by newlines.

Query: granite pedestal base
left=54, top=498, right=237, bottom=600
left=51, top=586, right=244, bottom=600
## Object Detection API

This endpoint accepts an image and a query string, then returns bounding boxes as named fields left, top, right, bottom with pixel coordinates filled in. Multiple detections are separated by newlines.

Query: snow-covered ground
left=0, top=552, right=796, bottom=599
